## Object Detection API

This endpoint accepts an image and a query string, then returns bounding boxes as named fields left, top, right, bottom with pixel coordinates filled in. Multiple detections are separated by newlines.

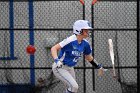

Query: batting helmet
left=73, top=20, right=93, bottom=35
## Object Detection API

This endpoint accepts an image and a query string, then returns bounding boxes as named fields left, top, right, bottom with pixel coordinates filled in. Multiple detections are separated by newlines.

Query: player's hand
left=98, top=67, right=104, bottom=76
left=97, top=64, right=108, bottom=76
left=56, top=61, right=63, bottom=68
left=54, top=58, right=63, bottom=68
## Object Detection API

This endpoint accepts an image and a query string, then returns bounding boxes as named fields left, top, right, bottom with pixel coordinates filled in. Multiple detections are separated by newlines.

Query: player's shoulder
left=65, top=34, right=77, bottom=42
left=83, top=39, right=90, bottom=44
left=82, top=39, right=90, bottom=46
left=59, top=34, right=77, bottom=46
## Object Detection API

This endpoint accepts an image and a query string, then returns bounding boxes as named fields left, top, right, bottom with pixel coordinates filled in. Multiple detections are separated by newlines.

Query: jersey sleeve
left=59, top=38, right=70, bottom=48
left=83, top=43, right=92, bottom=55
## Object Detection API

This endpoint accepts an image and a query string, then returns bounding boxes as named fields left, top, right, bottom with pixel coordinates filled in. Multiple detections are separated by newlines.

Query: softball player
left=51, top=20, right=104, bottom=93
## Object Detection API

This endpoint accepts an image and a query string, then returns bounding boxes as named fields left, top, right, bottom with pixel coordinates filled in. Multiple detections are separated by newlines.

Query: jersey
left=58, top=34, right=92, bottom=67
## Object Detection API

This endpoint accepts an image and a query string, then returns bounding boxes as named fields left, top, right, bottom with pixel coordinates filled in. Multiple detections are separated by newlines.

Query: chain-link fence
left=0, top=0, right=139, bottom=93
left=93, top=30, right=137, bottom=93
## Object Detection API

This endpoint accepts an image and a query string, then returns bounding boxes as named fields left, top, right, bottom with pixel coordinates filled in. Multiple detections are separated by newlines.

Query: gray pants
left=52, top=63, right=78, bottom=93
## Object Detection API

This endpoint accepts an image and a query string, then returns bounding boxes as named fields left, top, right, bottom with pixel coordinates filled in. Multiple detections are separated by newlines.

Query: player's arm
left=85, top=54, right=101, bottom=69
left=85, top=54, right=104, bottom=76
left=51, top=43, right=61, bottom=59
left=51, top=37, right=70, bottom=68
left=51, top=43, right=63, bottom=68
left=51, top=37, right=69, bottom=59
left=85, top=54, right=93, bottom=62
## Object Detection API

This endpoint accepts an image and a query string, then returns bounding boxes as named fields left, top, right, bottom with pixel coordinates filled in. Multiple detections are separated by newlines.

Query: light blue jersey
left=58, top=34, right=91, bottom=67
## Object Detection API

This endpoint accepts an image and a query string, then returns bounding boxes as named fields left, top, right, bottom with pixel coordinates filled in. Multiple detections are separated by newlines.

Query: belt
left=63, top=63, right=73, bottom=67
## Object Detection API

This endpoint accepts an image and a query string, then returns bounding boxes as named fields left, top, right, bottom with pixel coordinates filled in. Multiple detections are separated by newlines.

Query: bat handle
left=112, top=64, right=116, bottom=76
left=102, top=67, right=108, bottom=71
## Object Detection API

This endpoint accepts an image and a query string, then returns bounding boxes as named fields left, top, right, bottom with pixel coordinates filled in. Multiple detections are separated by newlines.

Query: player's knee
left=72, top=83, right=78, bottom=92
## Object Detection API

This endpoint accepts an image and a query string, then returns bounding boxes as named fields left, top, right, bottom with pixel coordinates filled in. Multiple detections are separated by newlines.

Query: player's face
left=82, top=29, right=89, bottom=38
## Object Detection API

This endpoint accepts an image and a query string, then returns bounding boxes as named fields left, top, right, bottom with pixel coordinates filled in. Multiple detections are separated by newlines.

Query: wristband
left=97, top=64, right=103, bottom=69
left=89, top=60, right=102, bottom=69
left=54, top=58, right=60, bottom=63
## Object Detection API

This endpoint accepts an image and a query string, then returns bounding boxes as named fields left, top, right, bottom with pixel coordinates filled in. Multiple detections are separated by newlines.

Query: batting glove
left=97, top=64, right=103, bottom=69
left=97, top=64, right=108, bottom=76
left=54, top=58, right=63, bottom=68
left=98, top=64, right=108, bottom=71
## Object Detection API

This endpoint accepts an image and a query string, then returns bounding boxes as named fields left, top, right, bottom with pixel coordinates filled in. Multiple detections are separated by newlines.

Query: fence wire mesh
left=93, top=30, right=137, bottom=93
left=93, top=0, right=137, bottom=29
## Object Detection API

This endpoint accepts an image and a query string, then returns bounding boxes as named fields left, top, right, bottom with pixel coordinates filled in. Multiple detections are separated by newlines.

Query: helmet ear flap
left=75, top=30, right=83, bottom=35
left=76, top=30, right=79, bottom=33
left=80, top=29, right=83, bottom=34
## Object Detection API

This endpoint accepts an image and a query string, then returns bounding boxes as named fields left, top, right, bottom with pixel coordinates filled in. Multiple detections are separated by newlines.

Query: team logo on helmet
left=87, top=21, right=91, bottom=27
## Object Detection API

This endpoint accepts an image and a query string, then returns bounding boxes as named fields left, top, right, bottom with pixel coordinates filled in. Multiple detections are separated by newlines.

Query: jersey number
left=73, top=57, right=79, bottom=62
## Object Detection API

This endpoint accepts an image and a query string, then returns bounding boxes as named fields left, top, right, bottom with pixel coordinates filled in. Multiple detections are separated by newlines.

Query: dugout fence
left=0, top=0, right=139, bottom=93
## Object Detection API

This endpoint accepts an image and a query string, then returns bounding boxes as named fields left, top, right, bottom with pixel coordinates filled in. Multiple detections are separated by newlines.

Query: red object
left=26, top=45, right=36, bottom=54
left=92, top=0, right=97, bottom=5
left=80, top=0, right=84, bottom=5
